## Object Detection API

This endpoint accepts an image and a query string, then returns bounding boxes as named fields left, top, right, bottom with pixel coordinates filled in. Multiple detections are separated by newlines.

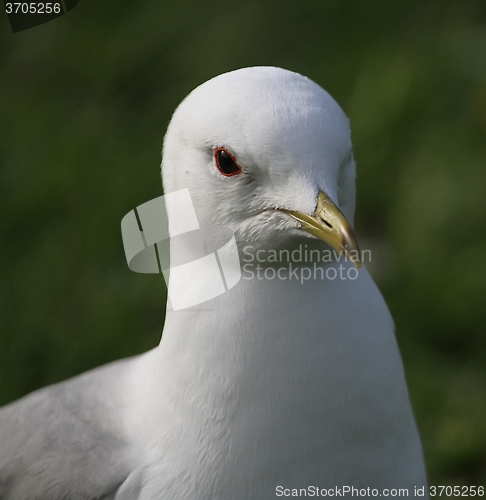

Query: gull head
left=161, top=66, right=360, bottom=267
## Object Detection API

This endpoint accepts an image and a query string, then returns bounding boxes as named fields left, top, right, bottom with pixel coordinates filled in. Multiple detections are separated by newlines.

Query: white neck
left=125, top=258, right=426, bottom=496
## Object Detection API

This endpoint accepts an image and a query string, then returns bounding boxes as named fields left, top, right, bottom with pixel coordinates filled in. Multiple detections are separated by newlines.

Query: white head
left=161, top=67, right=358, bottom=260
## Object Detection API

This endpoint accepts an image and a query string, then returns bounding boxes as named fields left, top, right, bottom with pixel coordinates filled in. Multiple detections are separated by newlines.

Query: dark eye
left=214, top=147, right=241, bottom=176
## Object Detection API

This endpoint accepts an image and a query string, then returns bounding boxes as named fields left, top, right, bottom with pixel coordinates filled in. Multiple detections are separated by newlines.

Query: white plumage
left=0, top=67, right=427, bottom=499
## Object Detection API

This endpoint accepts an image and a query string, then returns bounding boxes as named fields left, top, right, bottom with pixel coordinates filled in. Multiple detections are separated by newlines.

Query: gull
left=0, top=67, right=428, bottom=499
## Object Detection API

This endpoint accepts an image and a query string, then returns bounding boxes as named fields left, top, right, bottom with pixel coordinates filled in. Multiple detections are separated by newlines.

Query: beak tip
left=284, top=191, right=362, bottom=272
left=344, top=250, right=361, bottom=270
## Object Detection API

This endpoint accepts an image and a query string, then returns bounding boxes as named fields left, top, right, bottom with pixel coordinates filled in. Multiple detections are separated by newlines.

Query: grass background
left=1, top=0, right=485, bottom=484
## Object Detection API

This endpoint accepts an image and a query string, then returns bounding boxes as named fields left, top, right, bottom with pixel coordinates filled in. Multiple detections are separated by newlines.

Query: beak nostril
left=282, top=190, right=361, bottom=269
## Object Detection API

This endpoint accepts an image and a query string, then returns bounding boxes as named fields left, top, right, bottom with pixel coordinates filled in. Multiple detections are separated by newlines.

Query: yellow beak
left=283, top=191, right=361, bottom=269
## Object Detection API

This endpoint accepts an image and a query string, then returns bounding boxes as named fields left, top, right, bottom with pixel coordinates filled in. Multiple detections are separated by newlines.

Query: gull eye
left=214, top=147, right=241, bottom=176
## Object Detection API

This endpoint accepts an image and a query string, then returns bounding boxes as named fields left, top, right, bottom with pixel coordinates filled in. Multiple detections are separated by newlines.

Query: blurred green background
left=1, top=0, right=485, bottom=485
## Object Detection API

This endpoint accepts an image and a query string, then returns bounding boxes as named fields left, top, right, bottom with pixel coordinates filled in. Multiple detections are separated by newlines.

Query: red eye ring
left=214, top=147, right=242, bottom=177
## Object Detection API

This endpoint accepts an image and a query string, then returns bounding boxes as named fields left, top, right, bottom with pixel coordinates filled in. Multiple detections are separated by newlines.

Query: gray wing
left=0, top=357, right=142, bottom=500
